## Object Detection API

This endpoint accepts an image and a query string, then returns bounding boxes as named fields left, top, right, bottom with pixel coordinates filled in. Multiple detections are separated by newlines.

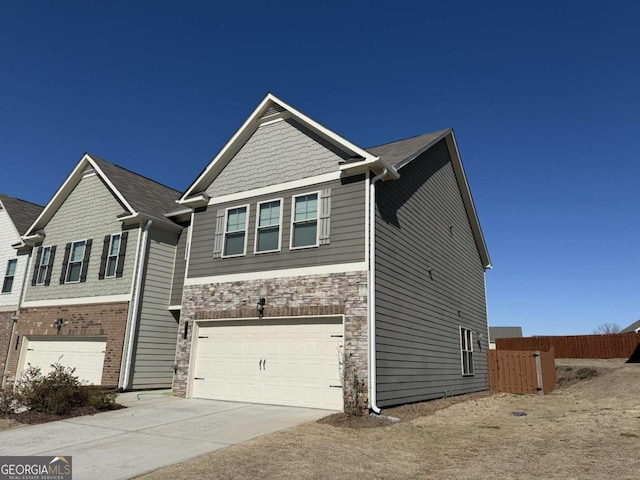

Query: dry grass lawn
left=118, top=360, right=640, bottom=479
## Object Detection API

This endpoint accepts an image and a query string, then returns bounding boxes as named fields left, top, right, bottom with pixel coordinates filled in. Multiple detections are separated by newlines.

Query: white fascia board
left=340, top=156, right=400, bottom=180
left=445, top=132, right=492, bottom=269
left=118, top=212, right=183, bottom=231
left=184, top=262, right=367, bottom=285
left=24, top=153, right=136, bottom=238
left=165, top=207, right=193, bottom=218
left=177, top=193, right=210, bottom=208
left=207, top=171, right=343, bottom=206
left=181, top=93, right=379, bottom=201
left=22, top=294, right=131, bottom=308
left=266, top=93, right=377, bottom=162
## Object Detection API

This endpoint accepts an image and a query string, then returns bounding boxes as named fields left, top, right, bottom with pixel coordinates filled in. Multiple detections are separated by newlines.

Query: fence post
left=534, top=351, right=543, bottom=395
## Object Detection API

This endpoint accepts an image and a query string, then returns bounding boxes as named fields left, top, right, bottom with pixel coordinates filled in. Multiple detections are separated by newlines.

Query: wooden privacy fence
left=496, top=333, right=640, bottom=359
left=488, top=347, right=556, bottom=395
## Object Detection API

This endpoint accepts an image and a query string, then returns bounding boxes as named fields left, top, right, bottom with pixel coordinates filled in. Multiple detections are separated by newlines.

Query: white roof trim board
left=180, top=93, right=397, bottom=203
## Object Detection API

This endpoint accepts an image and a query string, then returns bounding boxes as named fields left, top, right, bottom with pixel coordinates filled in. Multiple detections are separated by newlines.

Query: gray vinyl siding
left=375, top=139, right=489, bottom=407
left=205, top=118, right=351, bottom=197
left=169, top=222, right=189, bottom=306
left=130, top=227, right=180, bottom=389
left=23, top=173, right=138, bottom=302
left=189, top=175, right=366, bottom=277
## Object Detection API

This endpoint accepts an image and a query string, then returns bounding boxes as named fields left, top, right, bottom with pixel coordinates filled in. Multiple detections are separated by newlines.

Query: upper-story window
left=255, top=199, right=282, bottom=253
left=460, top=327, right=474, bottom=376
left=99, top=232, right=128, bottom=280
left=291, top=192, right=319, bottom=249
left=66, top=241, right=87, bottom=283
left=35, top=246, right=53, bottom=286
left=2, top=259, right=17, bottom=293
left=106, top=234, right=121, bottom=278
left=223, top=206, right=249, bottom=257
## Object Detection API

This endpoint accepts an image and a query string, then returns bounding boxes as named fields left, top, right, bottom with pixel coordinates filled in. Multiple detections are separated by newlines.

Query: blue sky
left=1, top=1, right=638, bottom=335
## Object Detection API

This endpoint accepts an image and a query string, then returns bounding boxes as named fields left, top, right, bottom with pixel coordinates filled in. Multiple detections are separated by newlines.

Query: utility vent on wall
left=261, top=103, right=286, bottom=118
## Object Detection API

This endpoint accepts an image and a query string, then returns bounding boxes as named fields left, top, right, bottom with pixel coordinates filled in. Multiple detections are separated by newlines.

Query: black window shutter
left=115, top=231, right=128, bottom=278
left=59, top=243, right=71, bottom=284
left=80, top=239, right=92, bottom=283
left=31, top=247, right=43, bottom=286
left=98, top=235, right=110, bottom=280
left=44, top=245, right=56, bottom=286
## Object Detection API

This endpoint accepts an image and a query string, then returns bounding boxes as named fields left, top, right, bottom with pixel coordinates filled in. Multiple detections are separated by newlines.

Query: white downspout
left=369, top=168, right=388, bottom=414
left=122, top=220, right=152, bottom=390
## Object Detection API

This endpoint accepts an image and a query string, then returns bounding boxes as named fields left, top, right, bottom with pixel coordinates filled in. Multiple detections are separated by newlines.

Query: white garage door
left=21, top=338, right=106, bottom=385
left=192, top=317, right=344, bottom=410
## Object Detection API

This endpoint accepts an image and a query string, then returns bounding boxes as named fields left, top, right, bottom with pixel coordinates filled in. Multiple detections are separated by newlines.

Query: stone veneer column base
left=173, top=271, right=369, bottom=411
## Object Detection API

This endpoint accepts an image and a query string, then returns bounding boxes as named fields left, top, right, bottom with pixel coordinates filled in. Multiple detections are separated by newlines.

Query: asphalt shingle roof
left=366, top=129, right=451, bottom=168
left=0, top=194, right=44, bottom=235
left=90, top=155, right=181, bottom=217
left=489, top=326, right=523, bottom=341
left=621, top=319, right=640, bottom=333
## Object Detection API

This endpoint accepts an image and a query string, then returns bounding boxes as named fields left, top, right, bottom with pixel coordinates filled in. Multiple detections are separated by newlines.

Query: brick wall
left=174, top=271, right=369, bottom=410
left=8, top=302, right=130, bottom=386
left=0, top=310, right=14, bottom=384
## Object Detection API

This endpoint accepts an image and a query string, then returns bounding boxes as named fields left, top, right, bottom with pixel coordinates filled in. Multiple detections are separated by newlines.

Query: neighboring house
left=0, top=194, right=43, bottom=387
left=621, top=319, right=640, bottom=333
left=488, top=326, right=523, bottom=349
left=173, top=94, right=492, bottom=412
left=7, top=154, right=184, bottom=390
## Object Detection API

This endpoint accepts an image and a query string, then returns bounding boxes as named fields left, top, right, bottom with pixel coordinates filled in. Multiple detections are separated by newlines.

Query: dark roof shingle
left=366, top=129, right=451, bottom=168
left=489, top=326, right=523, bottom=341
left=89, top=155, right=181, bottom=217
left=621, top=319, right=640, bottom=333
left=0, top=194, right=44, bottom=235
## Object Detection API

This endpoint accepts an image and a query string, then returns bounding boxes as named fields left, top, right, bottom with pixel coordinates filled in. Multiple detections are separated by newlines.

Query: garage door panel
left=22, top=338, right=106, bottom=386
left=192, top=318, right=343, bottom=410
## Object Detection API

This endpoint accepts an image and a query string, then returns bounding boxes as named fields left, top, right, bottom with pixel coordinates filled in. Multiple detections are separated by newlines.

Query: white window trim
left=65, top=239, right=87, bottom=284
left=35, top=246, right=52, bottom=286
left=460, top=326, right=475, bottom=376
left=222, top=205, right=250, bottom=258
left=105, top=233, right=122, bottom=279
left=254, top=198, right=283, bottom=254
left=289, top=191, right=320, bottom=250
left=2, top=258, right=17, bottom=294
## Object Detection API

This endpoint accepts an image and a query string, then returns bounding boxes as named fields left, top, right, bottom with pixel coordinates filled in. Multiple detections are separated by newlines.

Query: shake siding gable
left=23, top=173, right=138, bottom=302
left=205, top=118, right=351, bottom=197
left=374, top=139, right=489, bottom=407
left=130, top=227, right=180, bottom=389
left=189, top=175, right=366, bottom=278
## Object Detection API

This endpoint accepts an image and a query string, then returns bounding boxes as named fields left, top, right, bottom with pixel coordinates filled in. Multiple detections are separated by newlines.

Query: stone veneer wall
left=8, top=302, right=130, bottom=386
left=173, top=271, right=369, bottom=410
left=0, top=311, right=14, bottom=383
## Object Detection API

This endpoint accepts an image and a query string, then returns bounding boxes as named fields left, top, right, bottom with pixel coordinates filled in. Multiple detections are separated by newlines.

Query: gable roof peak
left=0, top=193, right=44, bottom=236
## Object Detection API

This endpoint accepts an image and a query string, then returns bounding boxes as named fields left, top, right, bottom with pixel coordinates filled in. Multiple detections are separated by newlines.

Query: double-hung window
left=460, top=327, right=474, bottom=376
left=106, top=234, right=121, bottom=278
left=255, top=199, right=282, bottom=253
left=291, top=192, right=319, bottom=249
left=66, top=240, right=86, bottom=283
left=223, top=206, right=249, bottom=257
left=36, top=246, right=52, bottom=285
left=2, top=259, right=17, bottom=293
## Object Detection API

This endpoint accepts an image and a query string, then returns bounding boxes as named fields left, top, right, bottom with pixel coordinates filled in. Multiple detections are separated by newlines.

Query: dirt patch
left=0, top=404, right=125, bottom=430
left=136, top=360, right=640, bottom=480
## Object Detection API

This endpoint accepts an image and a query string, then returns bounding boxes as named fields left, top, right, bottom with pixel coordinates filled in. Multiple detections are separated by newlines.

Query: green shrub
left=14, top=364, right=89, bottom=416
left=0, top=387, right=17, bottom=416
left=88, top=389, right=119, bottom=411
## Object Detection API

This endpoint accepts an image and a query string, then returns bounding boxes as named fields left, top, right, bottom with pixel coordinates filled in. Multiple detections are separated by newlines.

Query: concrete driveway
left=0, top=391, right=334, bottom=479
